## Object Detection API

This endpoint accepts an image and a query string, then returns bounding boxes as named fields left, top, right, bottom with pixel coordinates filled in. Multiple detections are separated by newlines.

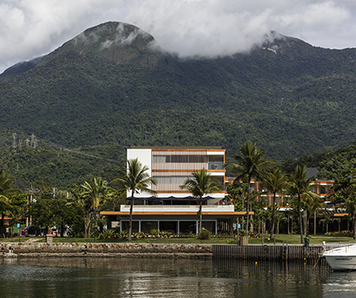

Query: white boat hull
left=324, top=255, right=356, bottom=271
left=322, top=243, right=356, bottom=271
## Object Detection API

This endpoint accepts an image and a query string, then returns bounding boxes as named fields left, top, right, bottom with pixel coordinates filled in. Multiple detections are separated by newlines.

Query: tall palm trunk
left=129, top=190, right=134, bottom=242
left=84, top=212, right=90, bottom=238
left=93, top=208, right=97, bottom=243
left=298, top=194, right=303, bottom=243
left=0, top=213, right=4, bottom=236
left=314, top=211, right=317, bottom=235
left=287, top=215, right=290, bottom=234
left=198, top=196, right=203, bottom=233
left=245, top=178, right=251, bottom=240
left=291, top=216, right=294, bottom=234
left=270, top=192, right=276, bottom=238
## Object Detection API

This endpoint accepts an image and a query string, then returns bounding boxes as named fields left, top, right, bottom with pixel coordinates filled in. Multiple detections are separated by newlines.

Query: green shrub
left=198, top=230, right=210, bottom=240
left=98, top=229, right=117, bottom=239
left=325, top=231, right=353, bottom=237
left=151, top=229, right=160, bottom=237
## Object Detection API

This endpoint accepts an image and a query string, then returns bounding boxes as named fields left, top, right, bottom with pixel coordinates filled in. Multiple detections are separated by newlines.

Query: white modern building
left=127, top=146, right=226, bottom=203
left=101, top=147, right=247, bottom=234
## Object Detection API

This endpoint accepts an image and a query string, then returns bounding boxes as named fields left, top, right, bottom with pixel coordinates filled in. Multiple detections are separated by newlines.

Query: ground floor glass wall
left=121, top=221, right=139, bottom=233
left=120, top=220, right=217, bottom=234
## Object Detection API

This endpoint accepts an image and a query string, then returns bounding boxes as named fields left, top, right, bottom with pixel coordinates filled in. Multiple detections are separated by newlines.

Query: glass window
left=141, top=221, right=158, bottom=233
left=155, top=155, right=209, bottom=163
left=208, top=155, right=223, bottom=162
left=189, top=155, right=207, bottom=163
left=160, top=221, right=178, bottom=233
left=179, top=221, right=196, bottom=234
left=154, top=176, right=190, bottom=185
left=202, top=221, right=216, bottom=233
left=121, top=221, right=139, bottom=232
left=152, top=155, right=166, bottom=163
left=171, top=176, right=188, bottom=184
left=153, top=177, right=171, bottom=184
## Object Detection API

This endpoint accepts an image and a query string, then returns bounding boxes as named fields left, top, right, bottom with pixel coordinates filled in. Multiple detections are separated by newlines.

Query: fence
left=212, top=244, right=323, bottom=261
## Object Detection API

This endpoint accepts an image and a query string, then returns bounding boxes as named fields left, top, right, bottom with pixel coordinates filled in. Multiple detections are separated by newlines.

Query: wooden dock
left=212, top=244, right=323, bottom=261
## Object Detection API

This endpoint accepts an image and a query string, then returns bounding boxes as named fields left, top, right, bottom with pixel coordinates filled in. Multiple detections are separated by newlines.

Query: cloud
left=126, top=1, right=272, bottom=57
left=0, top=0, right=355, bottom=73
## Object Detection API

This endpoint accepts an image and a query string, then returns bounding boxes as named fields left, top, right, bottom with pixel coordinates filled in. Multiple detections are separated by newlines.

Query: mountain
left=281, top=140, right=356, bottom=180
left=1, top=21, right=356, bottom=189
left=0, top=56, right=43, bottom=81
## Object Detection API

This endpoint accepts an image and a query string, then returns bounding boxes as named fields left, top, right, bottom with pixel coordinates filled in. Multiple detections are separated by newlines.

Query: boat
left=321, top=242, right=356, bottom=271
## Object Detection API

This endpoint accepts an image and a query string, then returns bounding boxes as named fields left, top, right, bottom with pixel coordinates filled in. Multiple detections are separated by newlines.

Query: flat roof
left=100, top=211, right=253, bottom=216
left=130, top=146, right=223, bottom=149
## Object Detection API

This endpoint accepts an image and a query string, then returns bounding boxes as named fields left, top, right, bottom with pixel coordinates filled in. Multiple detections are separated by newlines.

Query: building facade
left=127, top=147, right=226, bottom=203
left=102, top=147, right=246, bottom=234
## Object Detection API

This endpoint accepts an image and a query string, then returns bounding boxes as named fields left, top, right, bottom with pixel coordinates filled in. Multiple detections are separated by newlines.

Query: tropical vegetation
left=330, top=169, right=356, bottom=239
left=180, top=168, right=222, bottom=234
left=287, top=165, right=321, bottom=243
left=80, top=177, right=111, bottom=242
left=2, top=136, right=356, bottom=244
left=111, top=158, right=157, bottom=241
left=225, top=141, right=271, bottom=243
left=261, top=167, right=287, bottom=239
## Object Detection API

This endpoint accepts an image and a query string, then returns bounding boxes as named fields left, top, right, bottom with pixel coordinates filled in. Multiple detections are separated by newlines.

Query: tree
left=0, top=170, right=20, bottom=234
left=227, top=179, right=249, bottom=211
left=30, top=181, right=76, bottom=236
left=275, top=211, right=286, bottom=235
left=302, top=191, right=324, bottom=235
left=112, top=158, right=157, bottom=242
left=180, top=168, right=222, bottom=234
left=7, top=193, right=28, bottom=231
left=225, top=141, right=270, bottom=243
left=288, top=165, right=317, bottom=243
left=261, top=167, right=286, bottom=239
left=69, top=185, right=91, bottom=238
left=330, top=169, right=356, bottom=238
left=81, top=177, right=110, bottom=242
left=31, top=186, right=57, bottom=234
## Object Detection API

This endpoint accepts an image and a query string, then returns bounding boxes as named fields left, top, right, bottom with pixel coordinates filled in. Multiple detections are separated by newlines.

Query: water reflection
left=0, top=257, right=340, bottom=298
left=323, top=271, right=356, bottom=298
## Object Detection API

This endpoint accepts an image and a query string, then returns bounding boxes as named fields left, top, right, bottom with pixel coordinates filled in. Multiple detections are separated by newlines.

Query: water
left=0, top=257, right=354, bottom=297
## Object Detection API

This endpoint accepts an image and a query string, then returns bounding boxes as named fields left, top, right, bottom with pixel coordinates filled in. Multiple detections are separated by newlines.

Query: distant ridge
left=0, top=56, right=43, bottom=81
left=0, top=21, right=356, bottom=167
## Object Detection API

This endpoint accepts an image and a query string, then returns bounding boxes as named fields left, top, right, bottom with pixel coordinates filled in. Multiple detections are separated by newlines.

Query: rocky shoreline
left=0, top=243, right=213, bottom=259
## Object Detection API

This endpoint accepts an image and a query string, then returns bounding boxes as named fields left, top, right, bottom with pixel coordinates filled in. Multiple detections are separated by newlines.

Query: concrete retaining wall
left=0, top=242, right=324, bottom=261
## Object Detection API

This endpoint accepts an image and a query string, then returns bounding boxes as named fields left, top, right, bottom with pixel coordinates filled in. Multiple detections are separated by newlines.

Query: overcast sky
left=1, top=0, right=355, bottom=73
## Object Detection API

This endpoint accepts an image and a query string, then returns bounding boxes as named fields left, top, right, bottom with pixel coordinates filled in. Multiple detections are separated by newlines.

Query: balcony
left=119, top=204, right=234, bottom=213
left=207, top=162, right=224, bottom=170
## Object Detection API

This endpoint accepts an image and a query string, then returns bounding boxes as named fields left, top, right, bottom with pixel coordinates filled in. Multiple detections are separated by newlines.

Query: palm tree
left=331, top=169, right=356, bottom=239
left=225, top=141, right=270, bottom=243
left=81, top=177, right=110, bottom=242
left=0, top=170, right=17, bottom=234
left=261, top=167, right=286, bottom=239
left=303, top=192, right=324, bottom=235
left=112, top=158, right=157, bottom=242
left=180, top=168, right=222, bottom=234
left=69, top=185, right=92, bottom=238
left=275, top=211, right=286, bottom=235
left=288, top=165, right=317, bottom=244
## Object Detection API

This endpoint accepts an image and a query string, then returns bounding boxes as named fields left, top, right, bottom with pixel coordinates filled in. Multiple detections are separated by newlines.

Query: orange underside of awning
left=100, top=211, right=253, bottom=216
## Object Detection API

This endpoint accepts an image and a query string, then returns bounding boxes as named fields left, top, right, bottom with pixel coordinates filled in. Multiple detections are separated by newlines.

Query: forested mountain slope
left=282, top=141, right=356, bottom=180
left=1, top=21, right=356, bottom=189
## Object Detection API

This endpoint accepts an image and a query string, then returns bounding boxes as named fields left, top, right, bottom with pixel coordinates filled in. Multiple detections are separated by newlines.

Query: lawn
left=1, top=234, right=356, bottom=245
